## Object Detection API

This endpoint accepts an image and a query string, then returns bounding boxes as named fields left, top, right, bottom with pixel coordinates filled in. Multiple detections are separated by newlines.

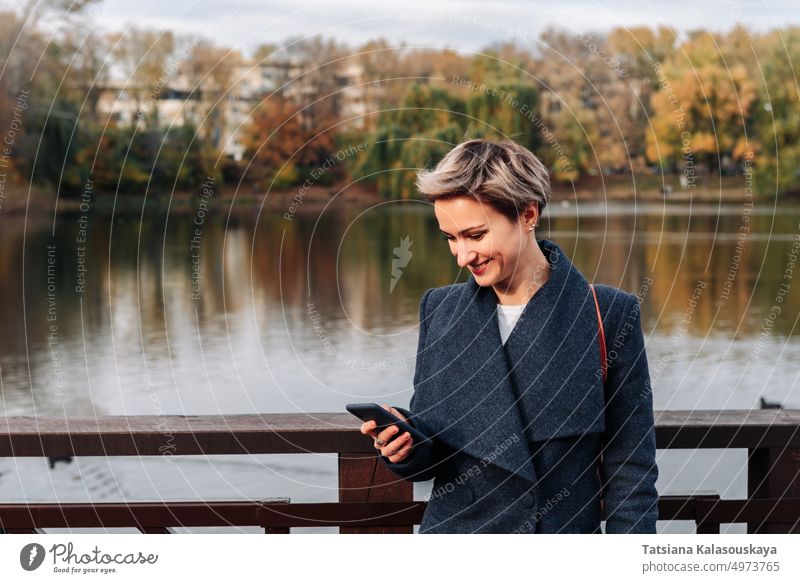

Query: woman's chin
left=471, top=270, right=497, bottom=286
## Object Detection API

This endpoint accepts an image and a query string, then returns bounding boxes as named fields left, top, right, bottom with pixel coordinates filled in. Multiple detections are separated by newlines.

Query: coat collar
left=414, top=239, right=606, bottom=485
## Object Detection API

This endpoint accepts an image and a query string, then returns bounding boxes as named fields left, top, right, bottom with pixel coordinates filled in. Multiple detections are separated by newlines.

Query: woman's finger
left=360, top=420, right=377, bottom=437
left=381, top=432, right=411, bottom=457
left=376, top=424, right=400, bottom=446
left=372, top=425, right=395, bottom=450
left=387, top=440, right=414, bottom=463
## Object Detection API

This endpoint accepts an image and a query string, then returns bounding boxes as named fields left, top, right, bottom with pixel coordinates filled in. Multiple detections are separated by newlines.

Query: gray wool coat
left=381, top=238, right=659, bottom=534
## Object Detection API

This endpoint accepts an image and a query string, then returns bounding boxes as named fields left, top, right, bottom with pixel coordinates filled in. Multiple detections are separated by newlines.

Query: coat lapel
left=412, top=239, right=605, bottom=486
left=501, top=239, right=606, bottom=443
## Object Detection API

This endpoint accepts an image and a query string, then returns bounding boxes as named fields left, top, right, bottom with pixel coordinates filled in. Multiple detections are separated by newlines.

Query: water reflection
left=2, top=202, right=800, bottom=411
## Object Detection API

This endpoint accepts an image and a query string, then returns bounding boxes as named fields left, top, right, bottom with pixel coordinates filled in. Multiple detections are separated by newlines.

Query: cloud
left=85, top=0, right=797, bottom=56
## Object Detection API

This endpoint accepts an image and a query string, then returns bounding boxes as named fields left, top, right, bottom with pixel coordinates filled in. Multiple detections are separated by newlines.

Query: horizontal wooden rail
left=698, top=498, right=800, bottom=532
left=258, top=501, right=426, bottom=530
left=1, top=410, right=798, bottom=533
left=259, top=496, right=800, bottom=534
left=655, top=410, right=800, bottom=449
left=0, top=414, right=369, bottom=457
left=1, top=410, right=799, bottom=457
left=0, top=499, right=289, bottom=534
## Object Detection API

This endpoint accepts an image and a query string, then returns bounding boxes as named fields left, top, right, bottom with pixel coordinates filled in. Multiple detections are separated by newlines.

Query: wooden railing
left=1, top=410, right=799, bottom=533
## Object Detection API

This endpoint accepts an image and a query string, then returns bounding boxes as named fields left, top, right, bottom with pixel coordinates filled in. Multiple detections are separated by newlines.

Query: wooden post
left=338, top=453, right=414, bottom=534
left=262, top=499, right=291, bottom=534
left=747, top=447, right=800, bottom=533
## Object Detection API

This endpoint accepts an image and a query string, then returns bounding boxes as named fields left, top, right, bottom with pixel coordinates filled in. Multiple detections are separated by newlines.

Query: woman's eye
left=440, top=233, right=485, bottom=241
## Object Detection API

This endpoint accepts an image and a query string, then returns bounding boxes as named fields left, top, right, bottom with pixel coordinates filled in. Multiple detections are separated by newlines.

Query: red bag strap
left=589, top=284, right=607, bottom=385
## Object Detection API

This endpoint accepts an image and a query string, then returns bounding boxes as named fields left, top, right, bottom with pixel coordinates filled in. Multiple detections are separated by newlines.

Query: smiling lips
left=470, top=258, right=493, bottom=275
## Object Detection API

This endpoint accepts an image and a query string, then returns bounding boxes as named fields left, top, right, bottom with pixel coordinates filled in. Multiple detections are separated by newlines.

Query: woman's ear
left=523, top=202, right=539, bottom=231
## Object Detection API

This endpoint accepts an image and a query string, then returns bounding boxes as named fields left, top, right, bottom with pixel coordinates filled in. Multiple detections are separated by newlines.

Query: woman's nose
left=455, top=242, right=477, bottom=267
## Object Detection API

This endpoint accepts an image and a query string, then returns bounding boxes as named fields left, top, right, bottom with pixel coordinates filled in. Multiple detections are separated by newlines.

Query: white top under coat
left=496, top=303, right=527, bottom=345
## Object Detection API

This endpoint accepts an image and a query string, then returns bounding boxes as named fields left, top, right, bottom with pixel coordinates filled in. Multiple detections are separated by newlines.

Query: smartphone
left=346, top=402, right=430, bottom=445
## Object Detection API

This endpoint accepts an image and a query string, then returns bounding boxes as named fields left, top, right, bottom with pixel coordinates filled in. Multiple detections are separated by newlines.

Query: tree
left=646, top=30, right=758, bottom=173
left=241, top=96, right=336, bottom=189
left=108, top=27, right=175, bottom=121
left=532, top=28, right=602, bottom=180
left=752, top=28, right=800, bottom=194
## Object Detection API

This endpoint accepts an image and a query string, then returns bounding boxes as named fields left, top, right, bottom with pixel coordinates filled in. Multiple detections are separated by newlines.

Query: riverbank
left=555, top=173, right=761, bottom=202
left=0, top=180, right=382, bottom=218
left=0, top=173, right=777, bottom=218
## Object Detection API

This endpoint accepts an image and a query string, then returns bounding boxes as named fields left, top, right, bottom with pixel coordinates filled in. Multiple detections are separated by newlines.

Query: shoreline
left=0, top=177, right=791, bottom=218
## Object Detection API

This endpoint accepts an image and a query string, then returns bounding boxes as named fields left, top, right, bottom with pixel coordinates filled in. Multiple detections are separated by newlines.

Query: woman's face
left=434, top=196, right=536, bottom=286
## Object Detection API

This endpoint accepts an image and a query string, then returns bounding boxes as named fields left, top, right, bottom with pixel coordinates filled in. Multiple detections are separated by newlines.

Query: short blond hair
left=415, top=139, right=550, bottom=223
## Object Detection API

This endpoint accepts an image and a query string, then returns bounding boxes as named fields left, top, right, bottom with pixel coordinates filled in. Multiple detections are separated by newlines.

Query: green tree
left=752, top=28, right=800, bottom=195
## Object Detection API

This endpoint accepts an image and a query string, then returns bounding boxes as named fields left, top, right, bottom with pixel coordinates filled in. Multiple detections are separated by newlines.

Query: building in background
left=92, top=56, right=371, bottom=161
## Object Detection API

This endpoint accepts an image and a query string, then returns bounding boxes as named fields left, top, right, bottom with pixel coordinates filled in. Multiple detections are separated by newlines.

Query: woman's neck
left=493, top=241, right=551, bottom=305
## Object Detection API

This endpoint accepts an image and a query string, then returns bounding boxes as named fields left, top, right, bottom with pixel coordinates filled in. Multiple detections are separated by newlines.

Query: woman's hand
left=359, top=404, right=414, bottom=463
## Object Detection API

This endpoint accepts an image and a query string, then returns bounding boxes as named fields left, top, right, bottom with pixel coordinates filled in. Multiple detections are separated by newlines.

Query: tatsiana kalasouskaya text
left=642, top=545, right=777, bottom=558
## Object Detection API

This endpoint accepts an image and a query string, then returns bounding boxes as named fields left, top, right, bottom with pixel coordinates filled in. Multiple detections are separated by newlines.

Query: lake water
left=1, top=198, right=799, bottom=533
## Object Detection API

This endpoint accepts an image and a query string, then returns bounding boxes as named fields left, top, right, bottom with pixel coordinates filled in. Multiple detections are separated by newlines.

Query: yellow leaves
left=552, top=156, right=579, bottom=183
left=272, top=163, right=299, bottom=188
left=645, top=46, right=759, bottom=165
left=732, top=136, right=758, bottom=161
left=691, top=132, right=718, bottom=155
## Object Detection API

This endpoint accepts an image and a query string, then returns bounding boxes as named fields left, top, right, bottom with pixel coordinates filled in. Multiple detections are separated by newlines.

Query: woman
left=360, top=139, right=659, bottom=534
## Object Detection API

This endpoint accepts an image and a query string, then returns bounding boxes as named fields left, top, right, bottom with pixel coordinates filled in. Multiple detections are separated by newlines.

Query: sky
left=7, top=0, right=800, bottom=56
